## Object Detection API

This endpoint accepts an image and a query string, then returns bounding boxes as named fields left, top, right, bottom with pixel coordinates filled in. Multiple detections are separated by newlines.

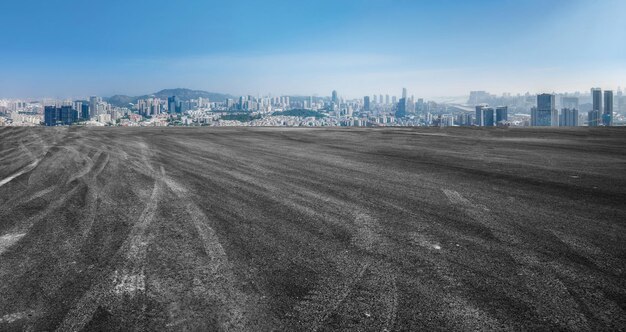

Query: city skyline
left=1, top=0, right=625, bottom=99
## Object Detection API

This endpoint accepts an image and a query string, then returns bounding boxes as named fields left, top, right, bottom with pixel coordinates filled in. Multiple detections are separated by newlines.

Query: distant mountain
left=105, top=88, right=234, bottom=107
left=106, top=95, right=136, bottom=107
left=151, top=89, right=233, bottom=102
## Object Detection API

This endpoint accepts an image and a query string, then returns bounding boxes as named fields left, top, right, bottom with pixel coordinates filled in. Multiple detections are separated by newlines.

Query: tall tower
left=402, top=88, right=407, bottom=99
left=475, top=105, right=485, bottom=126
left=532, top=94, right=557, bottom=126
left=168, top=96, right=179, bottom=114
left=395, top=98, right=407, bottom=118
left=589, top=88, right=602, bottom=125
left=496, top=106, right=508, bottom=125
left=603, top=90, right=613, bottom=126
left=363, top=96, right=370, bottom=112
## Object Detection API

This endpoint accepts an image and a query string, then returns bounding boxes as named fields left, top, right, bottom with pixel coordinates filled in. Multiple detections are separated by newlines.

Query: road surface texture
left=0, top=127, right=625, bottom=331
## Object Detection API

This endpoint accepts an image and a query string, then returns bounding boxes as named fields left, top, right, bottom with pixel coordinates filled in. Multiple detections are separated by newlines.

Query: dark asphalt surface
left=0, top=127, right=625, bottom=331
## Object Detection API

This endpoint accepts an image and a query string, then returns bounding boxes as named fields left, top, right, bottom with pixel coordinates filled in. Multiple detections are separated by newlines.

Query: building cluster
left=1, top=86, right=624, bottom=127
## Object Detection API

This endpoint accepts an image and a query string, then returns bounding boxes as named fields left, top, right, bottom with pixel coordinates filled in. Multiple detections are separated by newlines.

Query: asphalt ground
left=0, top=126, right=625, bottom=331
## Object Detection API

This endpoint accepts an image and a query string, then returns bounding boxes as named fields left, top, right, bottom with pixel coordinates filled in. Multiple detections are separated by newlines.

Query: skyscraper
left=59, top=105, right=78, bottom=125
left=81, top=103, right=90, bottom=120
left=590, top=88, right=602, bottom=126
left=619, top=95, right=626, bottom=114
left=168, top=96, right=180, bottom=114
left=44, top=106, right=59, bottom=126
left=560, top=108, right=579, bottom=127
left=89, top=96, right=101, bottom=117
left=591, top=88, right=602, bottom=112
left=44, top=106, right=77, bottom=126
left=331, top=90, right=338, bottom=105
left=402, top=88, right=407, bottom=99
left=395, top=98, right=407, bottom=118
left=531, top=94, right=558, bottom=126
left=483, top=107, right=495, bottom=126
left=475, top=105, right=495, bottom=126
left=475, top=105, right=485, bottom=126
left=588, top=110, right=600, bottom=126
left=603, top=90, right=613, bottom=126
left=496, top=106, right=508, bottom=125
left=363, top=96, right=370, bottom=112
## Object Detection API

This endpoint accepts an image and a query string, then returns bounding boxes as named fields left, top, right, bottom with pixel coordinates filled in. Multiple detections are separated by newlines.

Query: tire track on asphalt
left=442, top=188, right=520, bottom=244
left=160, top=168, right=250, bottom=331
left=441, top=188, right=590, bottom=330
left=55, top=141, right=162, bottom=332
left=55, top=166, right=163, bottom=332
left=293, top=212, right=399, bottom=331
left=0, top=233, right=26, bottom=255
left=0, top=160, right=41, bottom=188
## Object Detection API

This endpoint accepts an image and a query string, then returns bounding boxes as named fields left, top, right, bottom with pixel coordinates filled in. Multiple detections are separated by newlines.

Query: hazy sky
left=0, top=0, right=624, bottom=99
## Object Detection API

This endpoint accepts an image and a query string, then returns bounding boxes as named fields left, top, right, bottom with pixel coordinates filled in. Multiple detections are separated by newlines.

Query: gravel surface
left=0, top=126, right=625, bottom=331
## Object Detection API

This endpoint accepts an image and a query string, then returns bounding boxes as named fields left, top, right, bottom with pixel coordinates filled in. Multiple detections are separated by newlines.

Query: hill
left=105, top=88, right=234, bottom=107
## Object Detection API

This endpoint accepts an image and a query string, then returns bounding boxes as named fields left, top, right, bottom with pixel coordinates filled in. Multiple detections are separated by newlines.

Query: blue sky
left=0, top=0, right=624, bottom=99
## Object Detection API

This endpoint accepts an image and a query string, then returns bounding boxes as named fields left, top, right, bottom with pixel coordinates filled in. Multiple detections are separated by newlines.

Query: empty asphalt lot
left=0, top=126, right=625, bottom=331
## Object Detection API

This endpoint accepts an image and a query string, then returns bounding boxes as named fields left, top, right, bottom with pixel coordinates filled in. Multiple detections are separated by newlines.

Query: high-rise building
left=225, top=98, right=234, bottom=108
left=603, top=90, right=613, bottom=126
left=44, top=106, right=77, bottom=126
left=588, top=88, right=602, bottom=126
left=560, top=108, right=579, bottom=127
left=483, top=107, right=495, bottom=126
left=591, top=88, right=602, bottom=112
left=60, top=106, right=78, bottom=125
left=395, top=98, right=407, bottom=118
left=44, top=106, right=59, bottom=126
left=495, top=106, right=508, bottom=125
left=588, top=110, right=600, bottom=126
left=81, top=103, right=90, bottom=120
left=475, top=105, right=494, bottom=126
left=89, top=96, right=101, bottom=117
left=619, top=95, right=626, bottom=114
left=417, top=98, right=424, bottom=113
left=168, top=96, right=180, bottom=114
left=363, top=96, right=370, bottom=112
left=402, top=88, right=407, bottom=99
left=385, top=95, right=389, bottom=105
left=331, top=90, right=338, bottom=105
left=531, top=94, right=558, bottom=126
left=238, top=96, right=245, bottom=110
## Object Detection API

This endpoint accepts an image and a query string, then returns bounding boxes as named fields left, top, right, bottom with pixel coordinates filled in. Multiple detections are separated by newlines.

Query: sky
left=0, top=0, right=625, bottom=99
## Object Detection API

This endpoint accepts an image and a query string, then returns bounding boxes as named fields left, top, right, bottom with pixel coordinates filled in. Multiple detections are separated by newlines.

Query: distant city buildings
left=560, top=108, right=579, bottom=127
left=395, top=98, right=407, bottom=118
left=531, top=94, right=558, bottom=126
left=44, top=105, right=78, bottom=126
left=590, top=88, right=602, bottom=126
left=496, top=106, right=508, bottom=126
left=603, top=90, right=613, bottom=126
left=475, top=105, right=494, bottom=127
left=1, top=85, right=625, bottom=128
left=168, top=96, right=180, bottom=114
